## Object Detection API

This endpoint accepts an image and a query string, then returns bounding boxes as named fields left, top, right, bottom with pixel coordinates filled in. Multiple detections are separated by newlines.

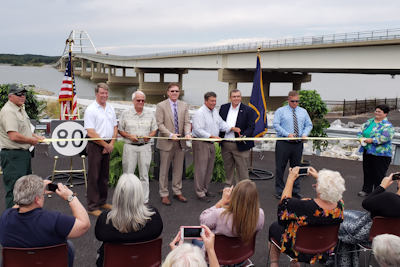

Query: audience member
left=372, top=234, right=400, bottom=267
left=337, top=173, right=400, bottom=266
left=163, top=225, right=218, bottom=267
left=268, top=167, right=345, bottom=266
left=94, top=173, right=163, bottom=267
left=0, top=175, right=90, bottom=267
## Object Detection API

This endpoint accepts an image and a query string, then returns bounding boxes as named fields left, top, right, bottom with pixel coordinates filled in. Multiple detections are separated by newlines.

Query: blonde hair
left=316, top=169, right=346, bottom=203
left=222, top=179, right=259, bottom=243
left=106, top=173, right=154, bottom=233
left=162, top=243, right=207, bottom=267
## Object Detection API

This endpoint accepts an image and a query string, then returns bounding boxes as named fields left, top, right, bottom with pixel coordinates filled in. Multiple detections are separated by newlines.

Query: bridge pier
left=135, top=68, right=188, bottom=103
left=218, top=69, right=311, bottom=110
left=90, top=62, right=108, bottom=82
left=106, top=66, right=139, bottom=86
left=80, top=59, right=91, bottom=78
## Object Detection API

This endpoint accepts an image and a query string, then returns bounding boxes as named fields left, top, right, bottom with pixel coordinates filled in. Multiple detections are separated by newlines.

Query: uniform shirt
left=273, top=105, right=313, bottom=138
left=192, top=105, right=231, bottom=138
left=118, top=108, right=157, bottom=144
left=0, top=101, right=32, bottom=150
left=84, top=101, right=117, bottom=139
left=224, top=103, right=240, bottom=139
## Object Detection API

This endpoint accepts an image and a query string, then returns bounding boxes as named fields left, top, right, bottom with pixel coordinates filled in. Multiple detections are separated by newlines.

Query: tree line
left=0, top=54, right=58, bottom=66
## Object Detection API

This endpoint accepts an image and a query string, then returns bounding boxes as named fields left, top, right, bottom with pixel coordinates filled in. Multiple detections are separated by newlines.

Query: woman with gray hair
left=372, top=234, right=400, bottom=267
left=95, top=173, right=163, bottom=267
left=268, top=167, right=345, bottom=266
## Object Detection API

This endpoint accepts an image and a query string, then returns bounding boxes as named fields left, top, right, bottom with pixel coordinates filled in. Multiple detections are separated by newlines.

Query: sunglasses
left=135, top=99, right=145, bottom=103
left=14, top=92, right=26, bottom=97
left=169, top=90, right=179, bottom=93
left=290, top=100, right=299, bottom=103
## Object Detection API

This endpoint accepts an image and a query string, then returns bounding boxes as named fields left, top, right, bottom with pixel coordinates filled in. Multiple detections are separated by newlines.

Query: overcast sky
left=1, top=0, right=400, bottom=56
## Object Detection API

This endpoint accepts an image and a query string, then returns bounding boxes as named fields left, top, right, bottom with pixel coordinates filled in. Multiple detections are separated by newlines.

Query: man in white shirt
left=84, top=83, right=118, bottom=217
left=219, top=89, right=256, bottom=186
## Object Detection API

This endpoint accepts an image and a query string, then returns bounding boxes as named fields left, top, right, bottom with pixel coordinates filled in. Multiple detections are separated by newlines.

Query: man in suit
left=155, top=83, right=191, bottom=206
left=219, top=89, right=256, bottom=186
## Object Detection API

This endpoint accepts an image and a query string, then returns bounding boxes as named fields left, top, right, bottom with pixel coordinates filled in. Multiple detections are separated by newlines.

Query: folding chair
left=2, top=243, right=68, bottom=267
left=268, top=224, right=340, bottom=266
left=103, top=238, right=162, bottom=267
left=358, top=216, right=400, bottom=265
left=211, top=234, right=257, bottom=266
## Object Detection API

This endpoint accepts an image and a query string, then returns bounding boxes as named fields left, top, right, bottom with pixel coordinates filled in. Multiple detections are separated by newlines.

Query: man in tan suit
left=156, top=83, right=191, bottom=205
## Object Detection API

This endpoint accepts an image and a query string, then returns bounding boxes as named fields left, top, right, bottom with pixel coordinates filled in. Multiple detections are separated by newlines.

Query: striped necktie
left=293, top=108, right=299, bottom=137
left=173, top=103, right=179, bottom=134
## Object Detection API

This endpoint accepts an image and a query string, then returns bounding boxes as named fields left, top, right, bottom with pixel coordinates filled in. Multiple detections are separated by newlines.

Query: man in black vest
left=219, top=89, right=256, bottom=186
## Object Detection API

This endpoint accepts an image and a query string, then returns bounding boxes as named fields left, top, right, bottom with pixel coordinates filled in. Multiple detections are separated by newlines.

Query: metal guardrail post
left=343, top=99, right=346, bottom=116
left=355, top=99, right=358, bottom=115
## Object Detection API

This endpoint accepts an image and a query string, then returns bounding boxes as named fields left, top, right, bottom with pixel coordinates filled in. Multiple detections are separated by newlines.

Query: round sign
left=51, top=121, right=88, bottom=156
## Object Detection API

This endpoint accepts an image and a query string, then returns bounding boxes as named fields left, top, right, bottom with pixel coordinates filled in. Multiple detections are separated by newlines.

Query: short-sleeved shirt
left=118, top=108, right=157, bottom=144
left=0, top=208, right=75, bottom=248
left=84, top=101, right=117, bottom=139
left=0, top=101, right=32, bottom=150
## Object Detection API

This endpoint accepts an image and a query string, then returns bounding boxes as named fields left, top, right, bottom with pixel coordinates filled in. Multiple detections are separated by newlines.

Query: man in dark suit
left=219, top=89, right=256, bottom=186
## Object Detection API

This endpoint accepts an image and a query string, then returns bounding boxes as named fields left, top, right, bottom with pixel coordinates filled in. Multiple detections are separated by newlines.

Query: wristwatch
left=67, top=195, right=75, bottom=202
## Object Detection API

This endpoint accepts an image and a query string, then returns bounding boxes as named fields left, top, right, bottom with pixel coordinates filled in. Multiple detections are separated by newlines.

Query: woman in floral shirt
left=268, top=167, right=345, bottom=266
left=357, top=104, right=395, bottom=197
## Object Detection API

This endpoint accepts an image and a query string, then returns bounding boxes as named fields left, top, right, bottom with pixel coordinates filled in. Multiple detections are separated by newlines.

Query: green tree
left=299, top=90, right=330, bottom=150
left=0, top=84, right=46, bottom=120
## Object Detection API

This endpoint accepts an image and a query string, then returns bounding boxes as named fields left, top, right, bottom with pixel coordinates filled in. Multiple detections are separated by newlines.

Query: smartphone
left=298, top=167, right=309, bottom=176
left=180, top=226, right=204, bottom=240
left=47, top=183, right=58, bottom=192
left=392, top=173, right=400, bottom=180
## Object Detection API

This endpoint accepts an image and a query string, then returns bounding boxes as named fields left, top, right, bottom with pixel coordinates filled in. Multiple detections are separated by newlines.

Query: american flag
left=59, top=51, right=78, bottom=120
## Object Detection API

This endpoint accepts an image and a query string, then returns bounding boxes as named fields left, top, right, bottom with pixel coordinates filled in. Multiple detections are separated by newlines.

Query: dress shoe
left=161, top=197, right=171, bottom=206
left=88, top=209, right=102, bottom=217
left=293, top=193, right=303, bottom=199
left=173, top=194, right=187, bottom=203
left=205, top=191, right=216, bottom=197
left=357, top=191, right=369, bottom=197
left=100, top=203, right=112, bottom=210
left=274, top=193, right=282, bottom=200
left=198, top=196, right=211, bottom=203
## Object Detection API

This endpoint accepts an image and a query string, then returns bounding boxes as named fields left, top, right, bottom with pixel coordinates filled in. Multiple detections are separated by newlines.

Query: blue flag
left=249, top=55, right=268, bottom=137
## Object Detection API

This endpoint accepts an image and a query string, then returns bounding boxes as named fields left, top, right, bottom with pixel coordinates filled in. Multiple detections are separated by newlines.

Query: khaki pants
left=193, top=141, right=215, bottom=198
left=159, top=142, right=185, bottom=197
left=122, top=143, right=151, bottom=203
left=221, top=141, right=250, bottom=185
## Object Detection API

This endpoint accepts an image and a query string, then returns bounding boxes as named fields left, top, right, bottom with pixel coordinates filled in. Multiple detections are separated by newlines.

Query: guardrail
left=325, top=98, right=400, bottom=116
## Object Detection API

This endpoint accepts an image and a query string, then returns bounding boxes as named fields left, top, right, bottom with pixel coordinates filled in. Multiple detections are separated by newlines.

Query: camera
left=46, top=183, right=58, bottom=192
left=180, top=226, right=204, bottom=240
left=298, top=167, right=309, bottom=176
left=392, top=173, right=400, bottom=181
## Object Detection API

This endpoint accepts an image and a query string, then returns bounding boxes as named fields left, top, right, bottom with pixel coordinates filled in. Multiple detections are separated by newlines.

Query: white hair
left=13, top=175, right=44, bottom=206
left=316, top=169, right=345, bottom=203
left=162, top=243, right=207, bottom=267
left=131, top=90, right=146, bottom=100
left=373, top=234, right=400, bottom=267
left=106, top=173, right=154, bottom=233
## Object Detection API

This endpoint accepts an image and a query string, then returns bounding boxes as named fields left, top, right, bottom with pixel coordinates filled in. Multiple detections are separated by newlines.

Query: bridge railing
left=325, top=97, right=400, bottom=116
left=133, top=28, right=400, bottom=58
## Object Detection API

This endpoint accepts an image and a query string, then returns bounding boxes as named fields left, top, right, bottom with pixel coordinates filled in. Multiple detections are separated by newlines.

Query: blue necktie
left=173, top=103, right=179, bottom=134
left=293, top=108, right=299, bottom=137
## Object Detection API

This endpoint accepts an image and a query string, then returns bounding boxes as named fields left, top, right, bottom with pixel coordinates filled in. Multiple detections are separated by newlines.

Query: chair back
left=369, top=216, right=400, bottom=241
left=103, top=238, right=162, bottom=267
left=294, top=224, right=340, bottom=255
left=2, top=243, right=68, bottom=267
left=212, top=234, right=256, bottom=265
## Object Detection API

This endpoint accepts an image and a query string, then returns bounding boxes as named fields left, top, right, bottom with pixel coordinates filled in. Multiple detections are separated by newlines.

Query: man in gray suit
left=155, top=83, right=191, bottom=205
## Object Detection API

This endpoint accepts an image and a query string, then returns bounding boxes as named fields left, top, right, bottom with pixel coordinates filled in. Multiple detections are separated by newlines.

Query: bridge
left=57, top=29, right=400, bottom=107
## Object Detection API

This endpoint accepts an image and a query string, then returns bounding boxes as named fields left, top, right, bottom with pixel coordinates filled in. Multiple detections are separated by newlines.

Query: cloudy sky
left=1, top=0, right=400, bottom=56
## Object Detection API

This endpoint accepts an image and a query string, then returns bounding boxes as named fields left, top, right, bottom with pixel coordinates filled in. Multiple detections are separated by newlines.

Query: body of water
left=0, top=64, right=399, bottom=106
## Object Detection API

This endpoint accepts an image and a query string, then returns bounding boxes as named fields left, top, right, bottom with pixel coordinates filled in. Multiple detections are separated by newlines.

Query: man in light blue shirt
left=192, top=91, right=240, bottom=202
left=273, top=90, right=313, bottom=199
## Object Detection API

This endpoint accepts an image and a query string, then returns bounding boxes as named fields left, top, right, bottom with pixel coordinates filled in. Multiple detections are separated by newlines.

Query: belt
left=129, top=143, right=146, bottom=146
left=1, top=148, right=27, bottom=151
left=283, top=140, right=302, bottom=144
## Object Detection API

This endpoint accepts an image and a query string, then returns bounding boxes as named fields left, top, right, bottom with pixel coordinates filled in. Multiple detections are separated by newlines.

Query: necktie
left=293, top=108, right=299, bottom=137
left=173, top=103, right=179, bottom=134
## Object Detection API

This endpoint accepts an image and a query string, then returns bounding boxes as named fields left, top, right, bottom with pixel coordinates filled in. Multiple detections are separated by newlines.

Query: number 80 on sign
left=51, top=121, right=88, bottom=156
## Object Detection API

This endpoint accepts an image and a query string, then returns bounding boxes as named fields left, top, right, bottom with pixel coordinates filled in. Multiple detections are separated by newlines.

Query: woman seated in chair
left=95, top=173, right=163, bottom=267
left=268, top=167, right=345, bottom=267
left=337, top=173, right=400, bottom=267
left=199, top=179, right=264, bottom=265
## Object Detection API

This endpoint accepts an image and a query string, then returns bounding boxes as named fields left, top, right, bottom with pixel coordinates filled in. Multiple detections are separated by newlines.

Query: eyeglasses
left=290, top=100, right=299, bottom=103
left=169, top=90, right=179, bottom=93
left=135, top=99, right=145, bottom=103
left=14, top=92, right=26, bottom=97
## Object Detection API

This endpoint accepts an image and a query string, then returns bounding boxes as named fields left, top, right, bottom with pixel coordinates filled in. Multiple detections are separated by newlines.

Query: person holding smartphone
left=336, top=173, right=400, bottom=266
